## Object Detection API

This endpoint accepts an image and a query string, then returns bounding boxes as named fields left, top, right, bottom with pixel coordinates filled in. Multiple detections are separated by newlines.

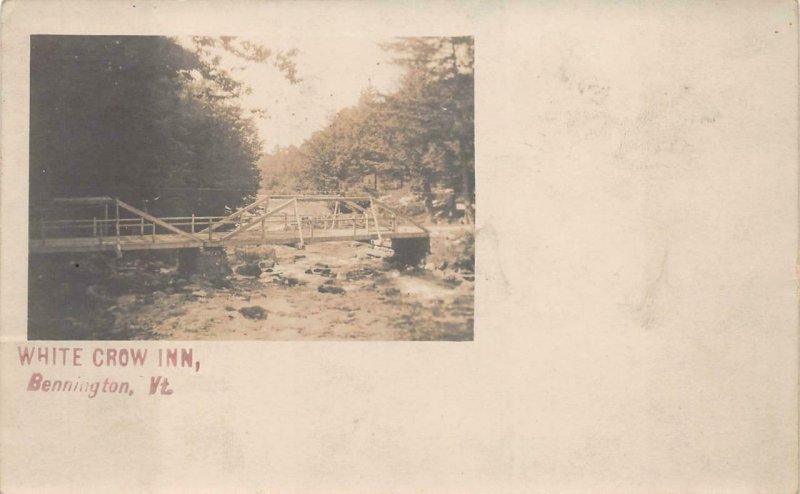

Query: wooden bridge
left=29, top=194, right=430, bottom=255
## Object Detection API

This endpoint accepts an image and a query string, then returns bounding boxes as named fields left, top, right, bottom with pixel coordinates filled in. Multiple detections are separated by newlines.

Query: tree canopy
left=259, top=36, right=474, bottom=217
left=30, top=35, right=297, bottom=218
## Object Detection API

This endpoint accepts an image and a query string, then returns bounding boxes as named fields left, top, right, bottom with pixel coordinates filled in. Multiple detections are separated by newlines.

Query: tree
left=382, top=36, right=475, bottom=218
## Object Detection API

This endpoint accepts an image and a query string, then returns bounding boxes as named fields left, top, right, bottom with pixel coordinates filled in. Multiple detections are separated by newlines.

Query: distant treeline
left=260, top=37, right=475, bottom=216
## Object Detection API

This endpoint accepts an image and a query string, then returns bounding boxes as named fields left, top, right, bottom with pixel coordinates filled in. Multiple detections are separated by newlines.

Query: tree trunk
left=459, top=138, right=473, bottom=224
left=423, top=177, right=433, bottom=214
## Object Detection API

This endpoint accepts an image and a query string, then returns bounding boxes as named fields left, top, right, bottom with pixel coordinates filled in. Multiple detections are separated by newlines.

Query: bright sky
left=184, top=36, right=404, bottom=151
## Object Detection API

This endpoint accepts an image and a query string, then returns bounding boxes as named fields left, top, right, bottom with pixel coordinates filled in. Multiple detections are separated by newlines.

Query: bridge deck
left=30, top=195, right=430, bottom=254
left=30, top=226, right=427, bottom=254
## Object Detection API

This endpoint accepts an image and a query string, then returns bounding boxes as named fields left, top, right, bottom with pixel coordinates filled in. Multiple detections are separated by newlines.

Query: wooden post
left=151, top=223, right=156, bottom=243
left=115, top=201, right=120, bottom=239
left=331, top=201, right=339, bottom=229
left=293, top=198, right=304, bottom=248
left=208, top=218, right=212, bottom=241
left=369, top=200, right=382, bottom=241
left=191, top=214, right=195, bottom=234
left=104, top=203, right=109, bottom=237
left=115, top=200, right=121, bottom=253
left=140, top=216, right=145, bottom=237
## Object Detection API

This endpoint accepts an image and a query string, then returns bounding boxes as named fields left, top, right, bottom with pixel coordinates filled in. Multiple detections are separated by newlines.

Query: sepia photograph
left=28, top=34, right=475, bottom=341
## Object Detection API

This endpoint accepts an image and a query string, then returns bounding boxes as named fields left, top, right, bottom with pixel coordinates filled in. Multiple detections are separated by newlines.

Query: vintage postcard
left=1, top=1, right=797, bottom=493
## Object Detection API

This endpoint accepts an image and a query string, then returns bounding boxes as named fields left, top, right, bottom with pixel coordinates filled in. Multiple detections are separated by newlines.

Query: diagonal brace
left=115, top=199, right=203, bottom=243
left=220, top=198, right=296, bottom=241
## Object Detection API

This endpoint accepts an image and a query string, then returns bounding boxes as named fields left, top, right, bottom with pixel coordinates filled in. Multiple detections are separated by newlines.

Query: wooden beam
left=341, top=199, right=368, bottom=214
left=220, top=198, right=296, bottom=241
left=371, top=199, right=429, bottom=234
left=115, top=199, right=203, bottom=243
left=200, top=195, right=272, bottom=233
left=53, top=196, right=113, bottom=205
left=270, top=195, right=372, bottom=201
left=369, top=200, right=383, bottom=241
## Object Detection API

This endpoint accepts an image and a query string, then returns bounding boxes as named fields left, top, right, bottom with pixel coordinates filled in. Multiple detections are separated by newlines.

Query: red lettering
left=18, top=347, right=34, bottom=365
left=27, top=372, right=42, bottom=391
left=131, top=349, right=147, bottom=366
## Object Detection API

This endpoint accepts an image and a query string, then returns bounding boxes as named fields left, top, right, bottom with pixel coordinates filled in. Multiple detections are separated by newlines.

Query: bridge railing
left=31, top=195, right=424, bottom=247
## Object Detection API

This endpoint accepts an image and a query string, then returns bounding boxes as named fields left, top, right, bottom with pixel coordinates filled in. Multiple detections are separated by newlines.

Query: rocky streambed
left=28, top=228, right=474, bottom=341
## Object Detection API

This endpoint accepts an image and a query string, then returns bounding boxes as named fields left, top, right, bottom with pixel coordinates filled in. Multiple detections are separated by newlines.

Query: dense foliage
left=30, top=35, right=296, bottom=217
left=259, top=37, right=474, bottom=218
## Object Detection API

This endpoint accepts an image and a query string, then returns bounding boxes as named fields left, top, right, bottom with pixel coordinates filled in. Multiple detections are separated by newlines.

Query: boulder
left=318, top=285, right=345, bottom=295
left=235, top=263, right=262, bottom=277
left=239, top=306, right=268, bottom=320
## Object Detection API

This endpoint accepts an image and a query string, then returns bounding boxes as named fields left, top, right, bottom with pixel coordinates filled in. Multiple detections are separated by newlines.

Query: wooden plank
left=270, top=195, right=372, bottom=201
left=53, top=196, right=113, bottom=205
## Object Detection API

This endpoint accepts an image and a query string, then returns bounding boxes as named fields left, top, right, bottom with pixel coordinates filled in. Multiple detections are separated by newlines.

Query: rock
left=323, top=279, right=336, bottom=285
left=442, top=276, right=462, bottom=287
left=282, top=276, right=304, bottom=287
left=224, top=306, right=237, bottom=312
left=258, top=259, right=275, bottom=269
left=235, top=263, right=262, bottom=277
left=209, top=277, right=232, bottom=289
left=236, top=246, right=277, bottom=264
left=346, top=267, right=377, bottom=281
left=239, top=306, right=268, bottom=320
left=312, top=268, right=334, bottom=277
left=384, top=287, right=401, bottom=297
left=191, top=290, right=208, bottom=298
left=424, top=262, right=435, bottom=271
left=318, top=285, right=345, bottom=295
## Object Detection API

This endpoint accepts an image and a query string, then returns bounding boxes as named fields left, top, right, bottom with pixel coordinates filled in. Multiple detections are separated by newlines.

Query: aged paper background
left=1, top=1, right=797, bottom=493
